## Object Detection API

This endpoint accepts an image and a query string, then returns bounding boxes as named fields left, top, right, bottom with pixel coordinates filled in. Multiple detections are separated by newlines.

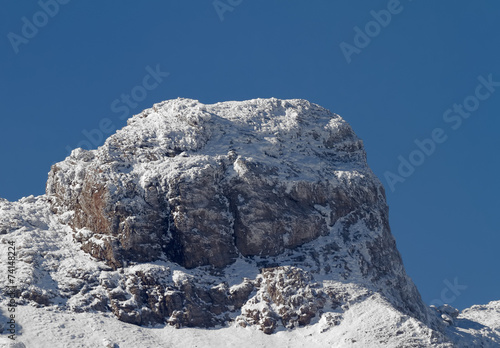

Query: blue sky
left=1, top=1, right=499, bottom=310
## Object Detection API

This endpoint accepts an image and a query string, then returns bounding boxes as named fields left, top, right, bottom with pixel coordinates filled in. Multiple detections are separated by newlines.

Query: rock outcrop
left=46, top=98, right=374, bottom=269
left=5, top=98, right=482, bottom=343
left=41, top=98, right=429, bottom=330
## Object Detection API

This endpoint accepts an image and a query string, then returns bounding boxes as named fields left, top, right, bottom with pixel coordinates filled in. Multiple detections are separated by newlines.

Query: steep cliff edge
left=46, top=98, right=373, bottom=269
left=43, top=98, right=426, bottom=325
left=1, top=98, right=498, bottom=346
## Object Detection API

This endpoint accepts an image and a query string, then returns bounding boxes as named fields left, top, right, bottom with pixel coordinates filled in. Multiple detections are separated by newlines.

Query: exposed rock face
left=2, top=98, right=465, bottom=340
left=46, top=98, right=377, bottom=270
left=98, top=265, right=255, bottom=328
left=41, top=98, right=432, bottom=330
left=237, top=266, right=329, bottom=333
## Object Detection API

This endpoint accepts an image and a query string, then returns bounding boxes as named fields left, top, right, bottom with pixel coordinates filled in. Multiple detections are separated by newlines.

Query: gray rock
left=39, top=98, right=430, bottom=332
left=237, top=266, right=327, bottom=331
left=438, top=304, right=460, bottom=319
left=46, top=98, right=374, bottom=270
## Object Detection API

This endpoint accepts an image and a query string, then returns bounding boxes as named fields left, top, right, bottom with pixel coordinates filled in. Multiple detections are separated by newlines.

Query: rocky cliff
left=43, top=98, right=426, bottom=325
left=1, top=98, right=498, bottom=346
left=46, top=98, right=372, bottom=270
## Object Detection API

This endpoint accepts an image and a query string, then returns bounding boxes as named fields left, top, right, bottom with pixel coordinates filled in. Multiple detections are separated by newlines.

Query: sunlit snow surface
left=1, top=99, right=499, bottom=347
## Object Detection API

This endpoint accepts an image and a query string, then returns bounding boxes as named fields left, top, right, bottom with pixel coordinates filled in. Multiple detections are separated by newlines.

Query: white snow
left=1, top=194, right=497, bottom=347
left=1, top=98, right=499, bottom=347
left=2, top=295, right=498, bottom=347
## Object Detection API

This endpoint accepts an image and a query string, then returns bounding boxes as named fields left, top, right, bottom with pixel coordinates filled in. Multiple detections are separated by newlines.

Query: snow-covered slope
left=0, top=98, right=498, bottom=347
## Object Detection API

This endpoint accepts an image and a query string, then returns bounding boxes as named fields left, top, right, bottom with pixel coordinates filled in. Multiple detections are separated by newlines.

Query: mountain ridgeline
left=0, top=98, right=498, bottom=346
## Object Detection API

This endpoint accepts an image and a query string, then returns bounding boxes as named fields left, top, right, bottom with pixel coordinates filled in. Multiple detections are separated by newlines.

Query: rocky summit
left=46, top=97, right=373, bottom=270
left=1, top=98, right=499, bottom=347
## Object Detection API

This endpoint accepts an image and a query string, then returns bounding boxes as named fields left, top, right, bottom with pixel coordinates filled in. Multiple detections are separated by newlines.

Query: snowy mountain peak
left=1, top=98, right=499, bottom=346
left=46, top=98, right=377, bottom=271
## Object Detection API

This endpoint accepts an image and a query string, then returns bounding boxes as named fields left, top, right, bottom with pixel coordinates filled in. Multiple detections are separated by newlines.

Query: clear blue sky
left=1, top=1, right=499, bottom=310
